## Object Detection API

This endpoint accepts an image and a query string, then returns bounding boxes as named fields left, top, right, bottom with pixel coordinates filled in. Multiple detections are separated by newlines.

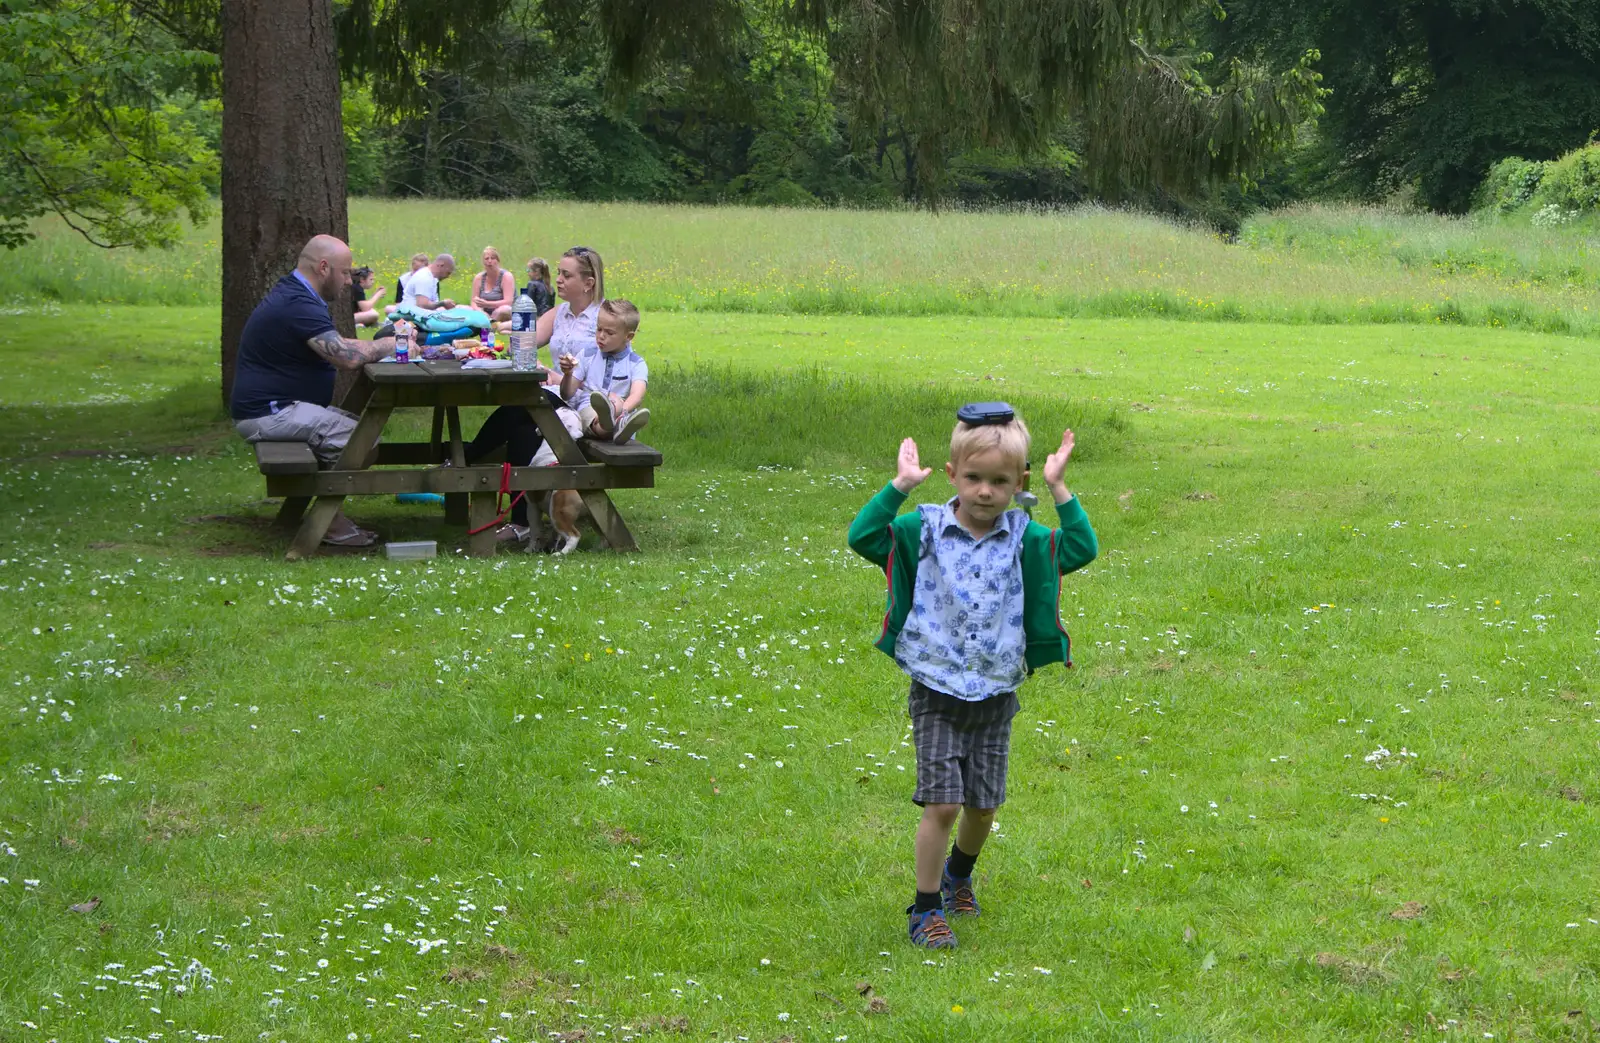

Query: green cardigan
left=847, top=484, right=1099, bottom=672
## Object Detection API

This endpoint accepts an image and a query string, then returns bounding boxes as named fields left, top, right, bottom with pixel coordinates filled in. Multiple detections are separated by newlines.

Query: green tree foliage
left=1534, top=144, right=1600, bottom=214
left=1209, top=0, right=1600, bottom=212
left=1476, top=157, right=1549, bottom=214
left=342, top=85, right=387, bottom=196
left=350, top=10, right=876, bottom=204
left=369, top=35, right=679, bottom=200
left=0, top=0, right=218, bottom=248
left=345, top=1, right=1313, bottom=213
left=7, top=0, right=1325, bottom=253
left=542, top=0, right=1325, bottom=203
left=334, top=0, right=511, bottom=111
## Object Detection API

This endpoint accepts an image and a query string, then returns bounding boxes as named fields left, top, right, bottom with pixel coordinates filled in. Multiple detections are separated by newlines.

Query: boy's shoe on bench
left=941, top=865, right=980, bottom=917
left=588, top=391, right=615, bottom=437
left=907, top=906, right=957, bottom=949
left=613, top=408, right=650, bottom=444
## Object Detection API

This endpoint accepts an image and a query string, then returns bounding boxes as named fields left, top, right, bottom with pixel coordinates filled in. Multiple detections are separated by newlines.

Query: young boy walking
left=846, top=404, right=1098, bottom=949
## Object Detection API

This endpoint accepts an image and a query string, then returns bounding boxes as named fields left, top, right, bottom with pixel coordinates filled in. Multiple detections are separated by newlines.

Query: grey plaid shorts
left=908, top=679, right=1020, bottom=808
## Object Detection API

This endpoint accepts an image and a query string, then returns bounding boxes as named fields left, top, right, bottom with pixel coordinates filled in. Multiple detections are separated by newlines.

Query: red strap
left=466, top=461, right=526, bottom=535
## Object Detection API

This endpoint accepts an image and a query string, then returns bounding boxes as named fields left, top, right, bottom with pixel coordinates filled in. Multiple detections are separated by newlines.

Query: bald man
left=231, top=235, right=396, bottom=547
left=400, top=252, right=456, bottom=310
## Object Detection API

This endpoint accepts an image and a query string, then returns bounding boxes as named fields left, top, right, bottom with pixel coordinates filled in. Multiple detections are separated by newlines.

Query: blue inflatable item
left=396, top=492, right=445, bottom=505
left=423, top=326, right=477, bottom=346
left=389, top=303, right=492, bottom=331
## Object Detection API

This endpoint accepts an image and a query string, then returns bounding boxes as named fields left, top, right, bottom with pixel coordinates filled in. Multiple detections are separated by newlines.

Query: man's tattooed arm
left=306, top=330, right=395, bottom=370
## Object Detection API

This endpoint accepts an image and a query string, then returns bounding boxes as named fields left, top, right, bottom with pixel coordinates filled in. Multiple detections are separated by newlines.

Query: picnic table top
left=277, top=358, right=653, bottom=559
left=364, top=359, right=550, bottom=383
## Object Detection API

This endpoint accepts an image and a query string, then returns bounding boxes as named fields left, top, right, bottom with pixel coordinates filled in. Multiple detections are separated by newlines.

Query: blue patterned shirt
left=894, top=499, right=1029, bottom=701
left=564, top=344, right=649, bottom=410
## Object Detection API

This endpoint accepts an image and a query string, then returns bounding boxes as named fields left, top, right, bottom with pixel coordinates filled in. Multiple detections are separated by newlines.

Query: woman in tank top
left=537, top=246, right=604, bottom=377
left=471, top=246, right=516, bottom=324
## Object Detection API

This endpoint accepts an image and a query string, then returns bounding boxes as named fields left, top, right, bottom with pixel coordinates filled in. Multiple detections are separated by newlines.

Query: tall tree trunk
left=220, top=0, right=352, bottom=407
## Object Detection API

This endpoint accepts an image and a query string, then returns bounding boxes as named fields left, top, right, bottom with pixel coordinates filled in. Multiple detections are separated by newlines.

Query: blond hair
left=482, top=245, right=501, bottom=264
left=950, top=414, right=1030, bottom=474
left=409, top=252, right=429, bottom=270
left=599, top=297, right=641, bottom=334
left=563, top=246, right=604, bottom=302
left=526, top=257, right=551, bottom=283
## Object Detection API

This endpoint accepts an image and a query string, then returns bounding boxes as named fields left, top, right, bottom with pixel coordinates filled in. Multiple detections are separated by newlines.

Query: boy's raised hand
left=892, top=437, right=932, bottom=493
left=1042, top=428, right=1075, bottom=502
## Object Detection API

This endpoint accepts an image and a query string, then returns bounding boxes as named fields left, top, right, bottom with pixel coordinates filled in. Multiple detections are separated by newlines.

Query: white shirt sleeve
left=405, top=270, right=439, bottom=306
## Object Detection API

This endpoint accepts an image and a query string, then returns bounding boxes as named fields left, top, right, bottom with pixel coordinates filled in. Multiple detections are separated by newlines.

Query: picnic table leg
left=444, top=407, right=468, bottom=526
left=287, top=497, right=346, bottom=560
left=577, top=490, right=638, bottom=551
left=467, top=493, right=499, bottom=557
left=275, top=496, right=311, bottom=531
left=286, top=405, right=392, bottom=561
left=429, top=406, right=445, bottom=462
left=528, top=401, right=638, bottom=552
left=337, top=374, right=375, bottom=415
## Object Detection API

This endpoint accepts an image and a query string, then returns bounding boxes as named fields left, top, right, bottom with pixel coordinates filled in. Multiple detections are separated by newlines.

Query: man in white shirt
left=401, top=253, right=457, bottom=310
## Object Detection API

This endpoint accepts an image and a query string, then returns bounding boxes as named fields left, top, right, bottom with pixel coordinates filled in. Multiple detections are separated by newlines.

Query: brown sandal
left=322, top=527, right=378, bottom=548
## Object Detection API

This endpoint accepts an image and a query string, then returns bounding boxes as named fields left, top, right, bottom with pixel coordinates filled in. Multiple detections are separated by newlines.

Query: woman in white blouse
left=536, top=246, right=604, bottom=374
left=463, top=246, right=606, bottom=551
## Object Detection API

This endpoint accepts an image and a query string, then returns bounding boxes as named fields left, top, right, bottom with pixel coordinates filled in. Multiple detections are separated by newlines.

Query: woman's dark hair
left=353, top=266, right=373, bottom=281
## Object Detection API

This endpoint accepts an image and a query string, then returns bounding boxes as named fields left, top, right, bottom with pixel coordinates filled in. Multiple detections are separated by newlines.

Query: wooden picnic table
left=263, top=359, right=659, bottom=560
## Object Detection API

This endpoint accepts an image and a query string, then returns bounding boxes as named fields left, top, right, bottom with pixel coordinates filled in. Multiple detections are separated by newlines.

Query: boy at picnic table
left=846, top=404, right=1097, bottom=949
left=557, top=297, right=651, bottom=444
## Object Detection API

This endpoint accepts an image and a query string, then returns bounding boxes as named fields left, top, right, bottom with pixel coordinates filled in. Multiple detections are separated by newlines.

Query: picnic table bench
left=253, top=360, right=660, bottom=559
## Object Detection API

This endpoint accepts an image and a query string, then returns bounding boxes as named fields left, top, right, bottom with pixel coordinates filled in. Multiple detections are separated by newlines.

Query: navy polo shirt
left=230, top=271, right=340, bottom=421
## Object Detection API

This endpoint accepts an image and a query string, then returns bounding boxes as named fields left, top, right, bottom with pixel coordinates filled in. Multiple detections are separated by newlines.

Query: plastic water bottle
left=394, top=320, right=411, bottom=364
left=510, top=292, right=535, bottom=371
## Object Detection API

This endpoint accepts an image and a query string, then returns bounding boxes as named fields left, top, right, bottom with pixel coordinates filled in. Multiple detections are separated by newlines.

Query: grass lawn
left=3, top=301, right=1600, bottom=1042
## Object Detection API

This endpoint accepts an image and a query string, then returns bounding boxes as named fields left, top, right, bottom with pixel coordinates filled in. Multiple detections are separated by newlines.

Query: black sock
left=947, top=843, right=979, bottom=879
left=913, top=890, right=942, bottom=914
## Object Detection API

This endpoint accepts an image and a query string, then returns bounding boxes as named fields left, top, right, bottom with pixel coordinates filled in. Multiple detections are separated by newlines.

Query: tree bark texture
left=220, top=0, right=353, bottom=407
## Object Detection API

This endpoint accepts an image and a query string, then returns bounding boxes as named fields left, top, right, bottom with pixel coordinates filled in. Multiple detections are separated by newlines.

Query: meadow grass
left=1243, top=203, right=1600, bottom=292
left=5, top=198, right=1600, bottom=335
left=3, top=304, right=1600, bottom=1041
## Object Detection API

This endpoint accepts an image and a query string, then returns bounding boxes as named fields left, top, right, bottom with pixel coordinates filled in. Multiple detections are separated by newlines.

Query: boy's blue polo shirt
left=564, top=344, right=649, bottom=410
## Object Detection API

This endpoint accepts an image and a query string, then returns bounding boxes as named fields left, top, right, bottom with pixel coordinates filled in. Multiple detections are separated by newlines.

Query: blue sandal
left=941, top=865, right=980, bottom=917
left=907, top=906, right=957, bottom=949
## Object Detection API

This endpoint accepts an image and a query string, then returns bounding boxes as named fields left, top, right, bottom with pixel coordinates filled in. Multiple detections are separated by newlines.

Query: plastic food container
left=385, top=540, right=437, bottom=560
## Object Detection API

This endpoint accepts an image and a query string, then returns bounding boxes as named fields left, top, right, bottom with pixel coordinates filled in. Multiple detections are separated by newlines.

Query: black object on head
left=957, top=401, right=1015, bottom=426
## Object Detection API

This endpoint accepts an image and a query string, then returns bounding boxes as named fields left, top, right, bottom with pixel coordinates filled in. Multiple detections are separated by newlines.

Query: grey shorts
left=908, top=679, right=1020, bottom=809
left=235, top=402, right=359, bottom=467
